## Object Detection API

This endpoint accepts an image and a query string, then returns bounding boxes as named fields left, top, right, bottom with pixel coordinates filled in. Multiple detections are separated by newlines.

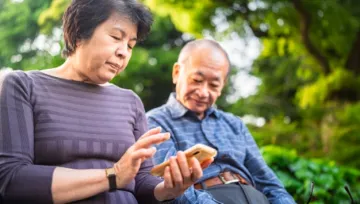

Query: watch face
left=106, top=168, right=116, bottom=177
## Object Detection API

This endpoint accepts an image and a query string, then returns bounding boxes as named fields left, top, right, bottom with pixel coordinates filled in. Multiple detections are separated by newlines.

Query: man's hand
left=113, top=127, right=170, bottom=188
left=154, top=151, right=214, bottom=201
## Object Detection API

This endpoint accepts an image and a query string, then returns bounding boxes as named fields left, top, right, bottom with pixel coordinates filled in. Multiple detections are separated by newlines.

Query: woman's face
left=73, top=12, right=137, bottom=84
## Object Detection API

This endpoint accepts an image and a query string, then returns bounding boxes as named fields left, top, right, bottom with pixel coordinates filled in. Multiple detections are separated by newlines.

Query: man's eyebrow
left=112, top=27, right=137, bottom=41
left=194, top=71, right=221, bottom=81
left=194, top=71, right=205, bottom=77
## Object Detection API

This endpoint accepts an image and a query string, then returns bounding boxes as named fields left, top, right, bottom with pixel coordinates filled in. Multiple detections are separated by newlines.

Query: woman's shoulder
left=0, top=69, right=32, bottom=86
left=0, top=69, right=47, bottom=82
left=110, top=85, right=142, bottom=103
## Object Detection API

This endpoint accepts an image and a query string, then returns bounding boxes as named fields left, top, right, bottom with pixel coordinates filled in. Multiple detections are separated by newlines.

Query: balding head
left=177, top=39, right=231, bottom=74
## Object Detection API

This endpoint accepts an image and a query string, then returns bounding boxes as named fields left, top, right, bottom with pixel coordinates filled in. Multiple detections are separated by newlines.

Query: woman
left=0, top=0, right=211, bottom=203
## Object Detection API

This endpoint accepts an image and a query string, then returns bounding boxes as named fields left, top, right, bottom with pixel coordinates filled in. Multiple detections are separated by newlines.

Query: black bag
left=207, top=183, right=269, bottom=204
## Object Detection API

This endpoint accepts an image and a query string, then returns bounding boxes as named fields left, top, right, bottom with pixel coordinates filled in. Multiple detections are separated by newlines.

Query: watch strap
left=105, top=167, right=117, bottom=191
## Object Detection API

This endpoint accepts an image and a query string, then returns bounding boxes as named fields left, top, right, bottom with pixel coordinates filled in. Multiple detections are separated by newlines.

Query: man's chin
left=187, top=105, right=206, bottom=114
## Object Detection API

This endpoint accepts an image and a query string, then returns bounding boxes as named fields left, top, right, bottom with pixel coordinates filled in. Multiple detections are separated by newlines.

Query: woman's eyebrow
left=112, top=27, right=137, bottom=41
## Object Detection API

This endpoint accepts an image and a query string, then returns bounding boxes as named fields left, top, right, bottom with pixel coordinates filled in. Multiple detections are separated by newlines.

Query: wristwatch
left=105, top=167, right=117, bottom=191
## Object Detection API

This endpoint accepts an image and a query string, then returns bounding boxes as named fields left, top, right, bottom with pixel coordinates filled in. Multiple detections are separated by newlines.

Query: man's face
left=173, top=48, right=229, bottom=119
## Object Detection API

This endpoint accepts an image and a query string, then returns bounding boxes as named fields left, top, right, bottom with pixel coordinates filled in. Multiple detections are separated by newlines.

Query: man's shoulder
left=217, top=109, right=243, bottom=122
left=146, top=104, right=170, bottom=118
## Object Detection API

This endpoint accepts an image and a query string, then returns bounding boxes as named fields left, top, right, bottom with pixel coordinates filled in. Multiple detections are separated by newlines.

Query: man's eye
left=128, top=44, right=134, bottom=49
left=193, top=79, right=202, bottom=83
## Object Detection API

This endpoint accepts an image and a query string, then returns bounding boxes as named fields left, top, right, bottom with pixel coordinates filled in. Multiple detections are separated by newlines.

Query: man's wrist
left=154, top=182, right=177, bottom=202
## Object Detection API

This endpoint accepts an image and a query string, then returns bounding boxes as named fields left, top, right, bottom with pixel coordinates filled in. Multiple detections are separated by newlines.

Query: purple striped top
left=0, top=70, right=162, bottom=204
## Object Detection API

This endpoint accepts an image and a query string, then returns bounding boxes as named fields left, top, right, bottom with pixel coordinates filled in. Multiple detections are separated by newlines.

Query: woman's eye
left=128, top=44, right=133, bottom=49
left=111, top=36, right=121, bottom=40
left=193, top=79, right=202, bottom=83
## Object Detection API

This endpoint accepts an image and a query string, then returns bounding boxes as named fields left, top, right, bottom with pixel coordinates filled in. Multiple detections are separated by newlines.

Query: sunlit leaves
left=144, top=0, right=218, bottom=37
left=296, top=69, right=360, bottom=108
left=0, top=0, right=51, bottom=68
left=38, top=0, right=70, bottom=35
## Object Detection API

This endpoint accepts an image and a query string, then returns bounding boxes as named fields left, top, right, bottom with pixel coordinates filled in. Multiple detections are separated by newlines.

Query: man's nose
left=115, top=43, right=129, bottom=59
left=197, top=84, right=210, bottom=98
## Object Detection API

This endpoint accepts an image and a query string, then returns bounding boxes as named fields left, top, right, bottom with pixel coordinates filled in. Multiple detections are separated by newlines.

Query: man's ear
left=172, top=62, right=180, bottom=84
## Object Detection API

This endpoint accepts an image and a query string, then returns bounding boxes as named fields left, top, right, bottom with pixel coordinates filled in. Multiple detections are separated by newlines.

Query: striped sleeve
left=0, top=71, right=55, bottom=203
left=132, top=92, right=163, bottom=203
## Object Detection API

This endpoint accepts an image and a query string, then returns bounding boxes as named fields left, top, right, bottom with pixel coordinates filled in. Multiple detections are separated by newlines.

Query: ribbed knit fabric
left=0, top=70, right=162, bottom=204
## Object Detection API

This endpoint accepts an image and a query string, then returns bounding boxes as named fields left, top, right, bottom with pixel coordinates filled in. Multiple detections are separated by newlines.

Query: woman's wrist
left=105, top=167, right=117, bottom=191
left=113, top=163, right=127, bottom=189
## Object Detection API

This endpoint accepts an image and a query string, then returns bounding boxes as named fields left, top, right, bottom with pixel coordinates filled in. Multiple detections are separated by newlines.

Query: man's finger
left=163, top=166, right=173, bottom=188
left=200, top=158, right=214, bottom=169
left=134, top=132, right=170, bottom=150
left=169, top=156, right=183, bottom=189
left=176, top=151, right=192, bottom=182
left=189, top=157, right=203, bottom=182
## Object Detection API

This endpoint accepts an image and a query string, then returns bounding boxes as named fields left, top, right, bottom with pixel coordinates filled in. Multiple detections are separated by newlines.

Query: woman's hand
left=113, top=127, right=170, bottom=188
left=154, top=151, right=214, bottom=201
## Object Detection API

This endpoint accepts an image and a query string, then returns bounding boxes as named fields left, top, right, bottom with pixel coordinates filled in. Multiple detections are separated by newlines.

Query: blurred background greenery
left=0, top=0, right=359, bottom=202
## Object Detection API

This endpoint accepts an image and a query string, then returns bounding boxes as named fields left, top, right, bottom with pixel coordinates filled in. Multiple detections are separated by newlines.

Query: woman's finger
left=134, top=133, right=170, bottom=150
left=138, top=127, right=162, bottom=139
left=131, top=147, right=157, bottom=161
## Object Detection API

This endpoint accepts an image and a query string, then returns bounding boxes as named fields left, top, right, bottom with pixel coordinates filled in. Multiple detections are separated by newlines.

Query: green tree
left=0, top=0, right=53, bottom=69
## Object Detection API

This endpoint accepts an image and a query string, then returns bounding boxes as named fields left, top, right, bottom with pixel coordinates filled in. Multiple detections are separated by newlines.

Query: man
left=146, top=39, right=295, bottom=204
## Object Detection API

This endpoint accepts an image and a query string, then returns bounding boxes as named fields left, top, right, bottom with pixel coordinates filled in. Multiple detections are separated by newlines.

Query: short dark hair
left=62, top=0, right=153, bottom=57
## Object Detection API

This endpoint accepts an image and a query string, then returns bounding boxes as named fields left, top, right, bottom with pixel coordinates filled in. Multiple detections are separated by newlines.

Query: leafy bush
left=261, top=145, right=360, bottom=203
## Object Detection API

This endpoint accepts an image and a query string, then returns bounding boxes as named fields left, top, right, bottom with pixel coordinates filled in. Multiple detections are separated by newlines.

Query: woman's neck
left=43, top=59, right=94, bottom=84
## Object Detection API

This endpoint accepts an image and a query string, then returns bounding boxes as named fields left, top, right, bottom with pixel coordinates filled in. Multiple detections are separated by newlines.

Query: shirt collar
left=166, top=92, right=220, bottom=119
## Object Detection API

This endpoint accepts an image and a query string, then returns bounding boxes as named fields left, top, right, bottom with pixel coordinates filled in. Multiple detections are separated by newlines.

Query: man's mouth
left=193, top=99, right=208, bottom=105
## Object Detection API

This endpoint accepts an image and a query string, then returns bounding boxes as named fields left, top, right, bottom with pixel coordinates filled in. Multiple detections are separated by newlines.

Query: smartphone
left=150, top=144, right=217, bottom=177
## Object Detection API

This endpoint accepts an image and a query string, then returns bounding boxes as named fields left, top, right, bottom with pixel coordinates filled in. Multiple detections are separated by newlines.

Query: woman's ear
left=76, top=38, right=85, bottom=48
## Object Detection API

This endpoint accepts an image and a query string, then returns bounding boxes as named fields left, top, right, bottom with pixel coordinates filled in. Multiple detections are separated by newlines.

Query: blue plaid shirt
left=146, top=93, right=295, bottom=204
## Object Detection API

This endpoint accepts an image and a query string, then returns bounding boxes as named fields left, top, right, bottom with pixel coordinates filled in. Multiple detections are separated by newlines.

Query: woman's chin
left=99, top=73, right=116, bottom=83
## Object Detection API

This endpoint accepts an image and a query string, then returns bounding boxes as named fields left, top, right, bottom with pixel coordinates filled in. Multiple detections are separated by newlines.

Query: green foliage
left=144, top=0, right=216, bottom=38
left=296, top=69, right=360, bottom=108
left=38, top=0, right=70, bottom=35
left=331, top=103, right=360, bottom=168
left=262, top=146, right=360, bottom=203
left=0, top=0, right=52, bottom=68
